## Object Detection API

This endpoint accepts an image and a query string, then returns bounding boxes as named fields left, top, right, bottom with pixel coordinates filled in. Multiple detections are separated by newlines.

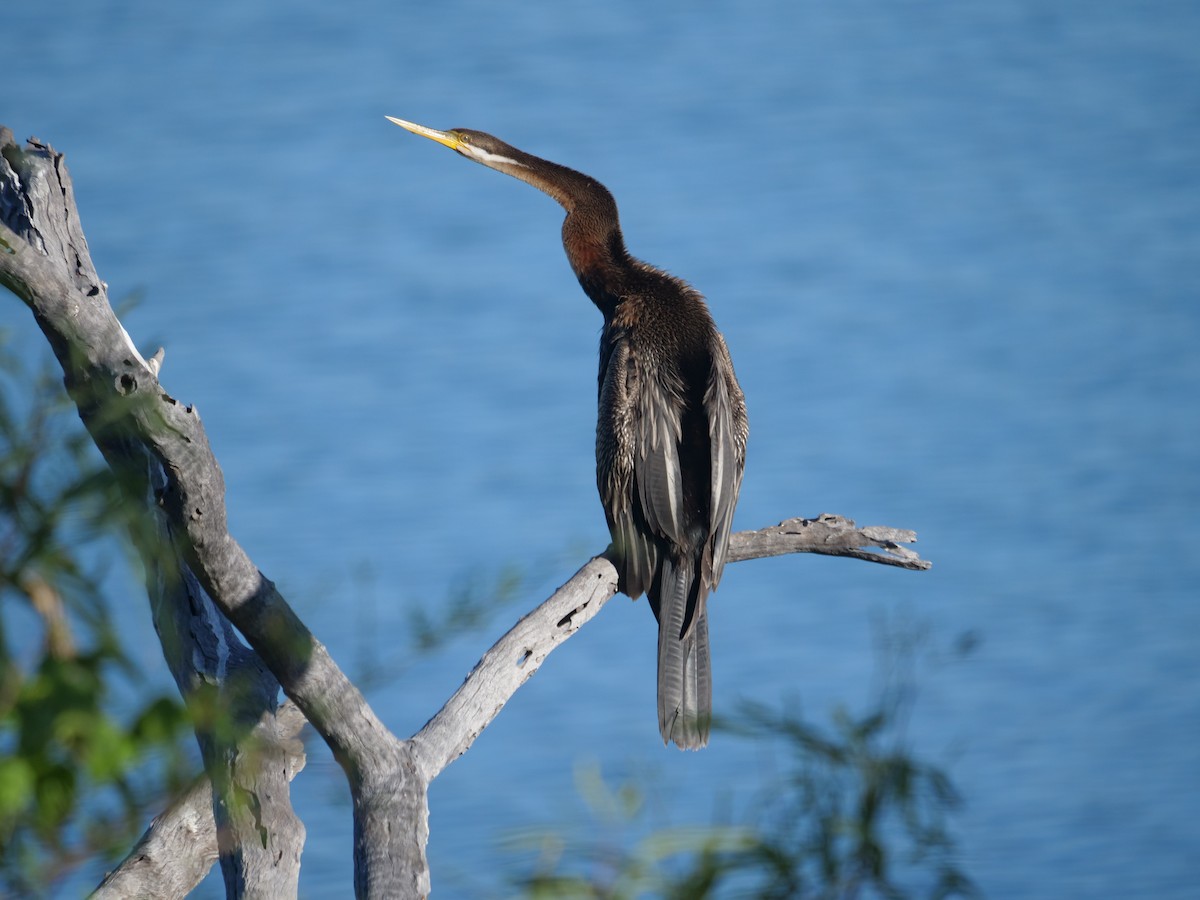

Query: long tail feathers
left=655, top=555, right=712, bottom=750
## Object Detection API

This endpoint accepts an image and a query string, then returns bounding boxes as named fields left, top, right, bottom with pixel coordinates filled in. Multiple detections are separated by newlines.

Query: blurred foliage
left=509, top=627, right=977, bottom=900
left=0, top=334, right=192, bottom=896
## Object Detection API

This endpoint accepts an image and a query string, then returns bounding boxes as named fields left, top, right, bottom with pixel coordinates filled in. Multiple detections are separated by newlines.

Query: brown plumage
left=388, top=119, right=748, bottom=749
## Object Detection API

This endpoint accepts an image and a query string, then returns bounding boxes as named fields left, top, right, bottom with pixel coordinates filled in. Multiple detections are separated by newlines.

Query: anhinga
left=388, top=117, right=748, bottom=750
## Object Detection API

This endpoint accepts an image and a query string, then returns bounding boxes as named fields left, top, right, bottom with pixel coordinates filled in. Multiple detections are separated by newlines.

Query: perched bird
left=388, top=117, right=747, bottom=749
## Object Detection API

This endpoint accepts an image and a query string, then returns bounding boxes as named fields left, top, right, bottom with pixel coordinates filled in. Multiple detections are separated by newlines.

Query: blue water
left=7, top=1, right=1199, bottom=896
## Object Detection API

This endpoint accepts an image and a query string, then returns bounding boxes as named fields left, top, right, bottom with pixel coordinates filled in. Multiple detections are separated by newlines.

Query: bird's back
left=596, top=266, right=744, bottom=593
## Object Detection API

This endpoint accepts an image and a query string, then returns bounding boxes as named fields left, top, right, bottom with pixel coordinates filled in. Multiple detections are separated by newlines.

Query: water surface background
left=6, top=1, right=1199, bottom=896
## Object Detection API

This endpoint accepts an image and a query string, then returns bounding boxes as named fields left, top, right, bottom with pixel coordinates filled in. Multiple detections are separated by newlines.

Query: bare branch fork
left=0, top=130, right=929, bottom=899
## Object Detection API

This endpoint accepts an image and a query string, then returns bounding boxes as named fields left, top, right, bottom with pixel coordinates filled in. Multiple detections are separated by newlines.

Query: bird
left=387, top=117, right=747, bottom=749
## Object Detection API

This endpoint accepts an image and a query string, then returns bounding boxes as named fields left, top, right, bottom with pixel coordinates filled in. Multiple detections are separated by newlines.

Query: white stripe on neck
left=465, top=145, right=525, bottom=168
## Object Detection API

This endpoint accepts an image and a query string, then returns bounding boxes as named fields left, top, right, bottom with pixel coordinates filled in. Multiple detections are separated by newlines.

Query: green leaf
left=0, top=756, right=36, bottom=819
left=131, top=695, right=188, bottom=745
left=33, top=764, right=76, bottom=832
left=81, top=718, right=136, bottom=781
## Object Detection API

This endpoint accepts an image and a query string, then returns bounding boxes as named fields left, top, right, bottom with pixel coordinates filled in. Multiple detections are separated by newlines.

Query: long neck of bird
left=484, top=146, right=631, bottom=316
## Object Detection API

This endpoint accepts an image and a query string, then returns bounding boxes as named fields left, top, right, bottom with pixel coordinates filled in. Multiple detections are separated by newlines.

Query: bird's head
left=386, top=117, right=528, bottom=173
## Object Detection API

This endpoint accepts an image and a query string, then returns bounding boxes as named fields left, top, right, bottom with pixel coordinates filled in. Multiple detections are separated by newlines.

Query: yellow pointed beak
left=385, top=116, right=462, bottom=151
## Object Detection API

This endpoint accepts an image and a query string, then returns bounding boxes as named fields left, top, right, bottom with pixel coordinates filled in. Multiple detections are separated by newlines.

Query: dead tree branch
left=93, top=702, right=308, bottom=899
left=1, top=127, right=428, bottom=898
left=1, top=128, right=305, bottom=898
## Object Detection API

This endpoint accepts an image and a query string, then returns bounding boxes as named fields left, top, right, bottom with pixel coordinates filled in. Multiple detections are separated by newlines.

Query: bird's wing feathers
left=597, top=335, right=657, bottom=598
left=599, top=326, right=746, bottom=603
left=634, top=366, right=688, bottom=547
left=704, top=332, right=748, bottom=589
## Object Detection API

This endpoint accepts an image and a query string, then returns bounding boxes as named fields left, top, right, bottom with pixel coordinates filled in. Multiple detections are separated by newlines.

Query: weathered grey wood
left=1, top=130, right=306, bottom=898
left=2, top=128, right=434, bottom=899
left=93, top=701, right=308, bottom=900
left=413, top=557, right=617, bottom=776
left=92, top=777, right=219, bottom=899
left=142, top=457, right=306, bottom=898
left=1, top=128, right=929, bottom=899
left=728, top=513, right=931, bottom=570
